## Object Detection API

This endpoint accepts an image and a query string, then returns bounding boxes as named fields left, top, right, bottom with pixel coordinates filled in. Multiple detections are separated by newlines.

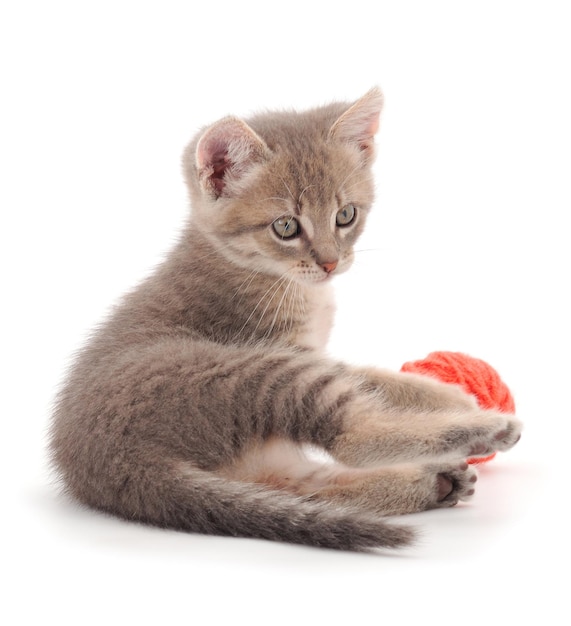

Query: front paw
left=440, top=413, right=522, bottom=460
left=374, top=461, right=478, bottom=514
left=311, top=461, right=478, bottom=516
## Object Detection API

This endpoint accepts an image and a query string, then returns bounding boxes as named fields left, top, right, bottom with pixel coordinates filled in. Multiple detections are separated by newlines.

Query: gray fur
left=50, top=89, right=521, bottom=551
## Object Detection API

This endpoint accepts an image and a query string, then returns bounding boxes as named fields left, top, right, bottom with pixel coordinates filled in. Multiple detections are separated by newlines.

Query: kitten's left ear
left=329, top=87, right=384, bottom=160
left=195, top=117, right=269, bottom=198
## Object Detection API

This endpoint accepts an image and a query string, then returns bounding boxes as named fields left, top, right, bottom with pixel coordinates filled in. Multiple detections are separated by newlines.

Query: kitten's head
left=184, top=88, right=383, bottom=285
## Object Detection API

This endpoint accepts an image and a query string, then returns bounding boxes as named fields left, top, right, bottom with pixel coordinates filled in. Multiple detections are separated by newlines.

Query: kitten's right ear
left=195, top=117, right=269, bottom=198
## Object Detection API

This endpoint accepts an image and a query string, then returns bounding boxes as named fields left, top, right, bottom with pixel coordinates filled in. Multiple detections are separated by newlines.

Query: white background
left=2, top=1, right=570, bottom=624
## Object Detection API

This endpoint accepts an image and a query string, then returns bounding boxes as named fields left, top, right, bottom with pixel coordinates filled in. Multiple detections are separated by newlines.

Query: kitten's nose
left=320, top=260, right=338, bottom=274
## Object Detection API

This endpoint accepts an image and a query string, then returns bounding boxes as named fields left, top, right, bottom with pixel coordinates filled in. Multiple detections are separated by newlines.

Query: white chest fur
left=294, top=283, right=336, bottom=351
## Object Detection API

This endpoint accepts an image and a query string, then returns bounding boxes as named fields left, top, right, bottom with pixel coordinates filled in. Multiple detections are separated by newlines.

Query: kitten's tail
left=105, top=464, right=416, bottom=552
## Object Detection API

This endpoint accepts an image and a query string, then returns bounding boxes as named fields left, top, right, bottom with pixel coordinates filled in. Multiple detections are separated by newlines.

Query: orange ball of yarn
left=400, top=351, right=516, bottom=464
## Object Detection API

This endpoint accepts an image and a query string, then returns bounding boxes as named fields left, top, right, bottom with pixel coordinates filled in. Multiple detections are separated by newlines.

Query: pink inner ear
left=195, top=118, right=268, bottom=197
left=367, top=112, right=380, bottom=137
left=357, top=112, right=380, bottom=153
left=329, top=88, right=383, bottom=158
left=348, top=109, right=381, bottom=152
left=210, top=155, right=229, bottom=194
left=197, top=132, right=233, bottom=195
left=200, top=137, right=230, bottom=193
left=197, top=135, right=225, bottom=171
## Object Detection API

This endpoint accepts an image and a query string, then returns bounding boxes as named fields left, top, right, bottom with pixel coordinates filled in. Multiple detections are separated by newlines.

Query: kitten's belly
left=295, top=283, right=335, bottom=350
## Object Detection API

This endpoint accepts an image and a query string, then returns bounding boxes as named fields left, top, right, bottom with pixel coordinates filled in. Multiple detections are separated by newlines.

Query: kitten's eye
left=336, top=204, right=356, bottom=227
left=273, top=216, right=300, bottom=239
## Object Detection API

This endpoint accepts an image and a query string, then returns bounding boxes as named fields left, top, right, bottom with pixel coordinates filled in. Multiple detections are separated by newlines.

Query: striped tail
left=105, top=464, right=416, bottom=552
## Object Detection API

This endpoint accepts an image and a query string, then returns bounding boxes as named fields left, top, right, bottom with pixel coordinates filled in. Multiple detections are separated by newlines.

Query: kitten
left=50, top=88, right=521, bottom=551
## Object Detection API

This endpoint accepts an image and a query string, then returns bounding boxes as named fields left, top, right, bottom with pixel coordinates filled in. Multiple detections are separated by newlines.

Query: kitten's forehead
left=260, top=140, right=370, bottom=225
left=270, top=148, right=338, bottom=207
left=245, top=102, right=350, bottom=150
left=246, top=104, right=357, bottom=204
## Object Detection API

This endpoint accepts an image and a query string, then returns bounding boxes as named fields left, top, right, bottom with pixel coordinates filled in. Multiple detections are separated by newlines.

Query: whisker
left=288, top=281, right=303, bottom=336
left=339, top=161, right=366, bottom=189
left=276, top=173, right=296, bottom=204
left=233, top=268, right=261, bottom=304
left=353, top=247, right=383, bottom=254
left=250, top=273, right=291, bottom=338
left=263, top=275, right=295, bottom=340
left=298, top=184, right=315, bottom=207
left=259, top=196, right=292, bottom=204
left=262, top=210, right=303, bottom=230
left=342, top=174, right=375, bottom=195
left=187, top=238, right=244, bottom=264
left=348, top=247, right=386, bottom=271
left=235, top=272, right=289, bottom=341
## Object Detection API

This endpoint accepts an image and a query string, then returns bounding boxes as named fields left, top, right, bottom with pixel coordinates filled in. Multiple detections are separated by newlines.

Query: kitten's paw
left=314, top=461, right=478, bottom=516
left=431, top=461, right=477, bottom=508
left=440, top=413, right=522, bottom=460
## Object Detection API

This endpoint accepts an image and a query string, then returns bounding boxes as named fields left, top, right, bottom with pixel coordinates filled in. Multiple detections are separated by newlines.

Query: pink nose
left=320, top=260, right=338, bottom=274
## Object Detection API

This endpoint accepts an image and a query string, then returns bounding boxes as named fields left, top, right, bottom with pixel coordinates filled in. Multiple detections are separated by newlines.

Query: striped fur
left=50, top=89, right=522, bottom=551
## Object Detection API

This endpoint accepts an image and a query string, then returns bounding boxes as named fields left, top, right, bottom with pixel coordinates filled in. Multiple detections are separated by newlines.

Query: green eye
left=273, top=216, right=300, bottom=239
left=336, top=204, right=356, bottom=227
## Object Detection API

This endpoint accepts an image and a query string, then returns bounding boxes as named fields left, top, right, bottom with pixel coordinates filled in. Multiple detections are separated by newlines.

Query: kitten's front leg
left=330, top=368, right=522, bottom=466
left=313, top=460, right=478, bottom=516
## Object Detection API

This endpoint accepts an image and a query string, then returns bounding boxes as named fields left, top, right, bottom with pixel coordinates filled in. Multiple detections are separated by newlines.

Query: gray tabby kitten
left=50, top=88, right=522, bottom=551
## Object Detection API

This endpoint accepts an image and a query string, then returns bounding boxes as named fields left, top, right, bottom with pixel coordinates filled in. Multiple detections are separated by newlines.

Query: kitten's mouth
left=289, top=257, right=350, bottom=285
left=298, top=268, right=340, bottom=285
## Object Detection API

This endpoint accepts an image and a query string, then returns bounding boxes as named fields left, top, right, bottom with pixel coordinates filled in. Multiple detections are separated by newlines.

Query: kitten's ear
left=328, top=87, right=384, bottom=160
left=195, top=117, right=269, bottom=198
